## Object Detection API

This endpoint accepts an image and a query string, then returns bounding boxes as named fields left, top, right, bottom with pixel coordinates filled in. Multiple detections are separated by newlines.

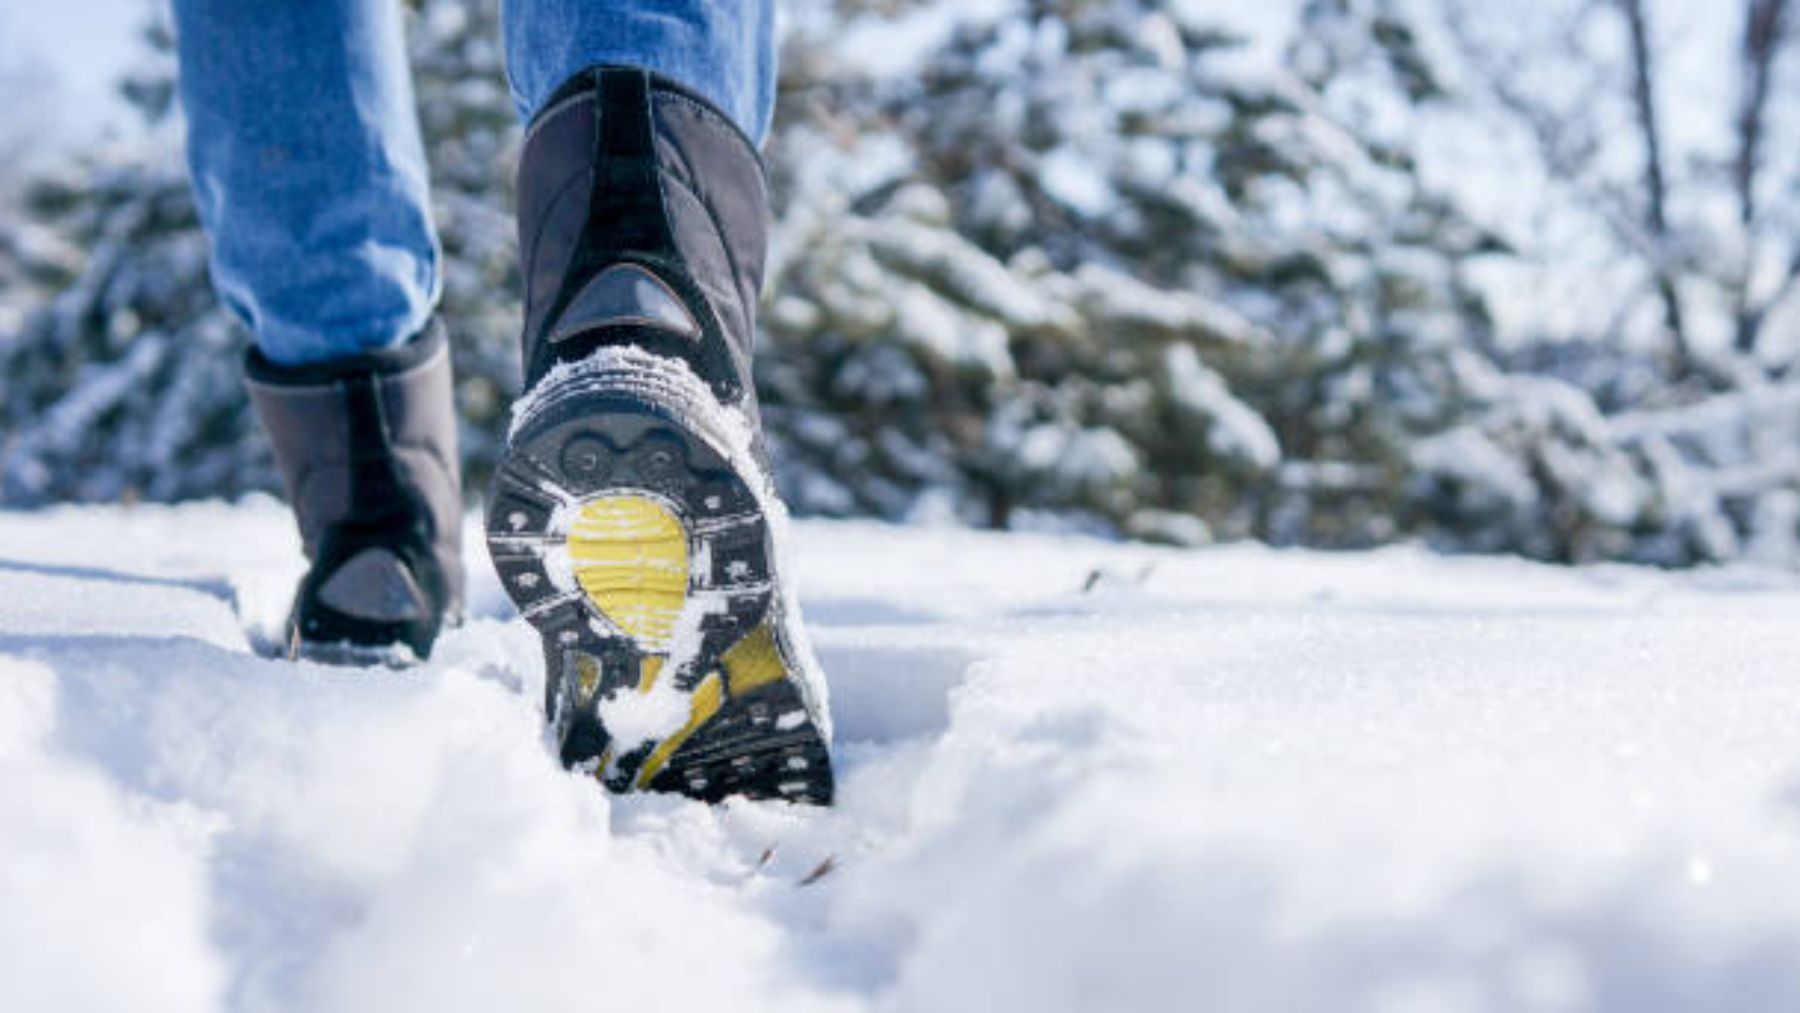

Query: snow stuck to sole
left=7, top=499, right=1800, bottom=1009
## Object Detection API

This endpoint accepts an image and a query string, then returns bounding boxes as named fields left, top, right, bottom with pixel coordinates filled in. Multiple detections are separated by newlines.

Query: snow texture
left=5, top=500, right=1800, bottom=1011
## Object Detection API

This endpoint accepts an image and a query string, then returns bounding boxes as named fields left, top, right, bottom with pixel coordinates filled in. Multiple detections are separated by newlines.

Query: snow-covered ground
left=5, top=500, right=1800, bottom=1011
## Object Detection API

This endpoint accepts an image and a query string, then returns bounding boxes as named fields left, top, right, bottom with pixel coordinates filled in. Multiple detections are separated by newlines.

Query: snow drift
left=5, top=500, right=1800, bottom=1011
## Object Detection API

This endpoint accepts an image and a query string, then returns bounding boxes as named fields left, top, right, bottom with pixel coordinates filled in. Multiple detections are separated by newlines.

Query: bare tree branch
left=1733, top=0, right=1790, bottom=352
left=1617, top=0, right=1691, bottom=369
left=1443, top=0, right=1690, bottom=365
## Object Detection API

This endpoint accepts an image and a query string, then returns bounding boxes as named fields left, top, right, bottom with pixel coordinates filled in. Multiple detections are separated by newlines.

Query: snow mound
left=5, top=500, right=1800, bottom=1010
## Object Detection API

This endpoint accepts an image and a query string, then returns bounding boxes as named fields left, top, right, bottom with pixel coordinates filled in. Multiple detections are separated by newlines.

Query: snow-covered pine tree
left=762, top=0, right=1497, bottom=545
left=4, top=0, right=1791, bottom=566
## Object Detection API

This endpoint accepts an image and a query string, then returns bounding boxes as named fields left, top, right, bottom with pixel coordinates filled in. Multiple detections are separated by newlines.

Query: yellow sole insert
left=722, top=621, right=788, bottom=696
left=567, top=495, right=689, bottom=652
left=564, top=496, right=796, bottom=792
left=634, top=671, right=725, bottom=788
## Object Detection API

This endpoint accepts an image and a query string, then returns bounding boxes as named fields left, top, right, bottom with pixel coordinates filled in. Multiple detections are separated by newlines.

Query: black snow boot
left=485, top=67, right=833, bottom=804
left=246, top=320, right=465, bottom=663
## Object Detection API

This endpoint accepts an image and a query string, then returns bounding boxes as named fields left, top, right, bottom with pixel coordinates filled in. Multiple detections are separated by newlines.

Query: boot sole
left=485, top=358, right=833, bottom=805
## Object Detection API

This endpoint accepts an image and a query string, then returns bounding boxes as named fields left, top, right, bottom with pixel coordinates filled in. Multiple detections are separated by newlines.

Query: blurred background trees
left=1442, top=0, right=1800, bottom=377
left=4, top=0, right=1800, bottom=568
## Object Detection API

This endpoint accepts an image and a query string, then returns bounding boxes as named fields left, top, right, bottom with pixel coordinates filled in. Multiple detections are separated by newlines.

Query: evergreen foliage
left=3, top=0, right=1797, bottom=567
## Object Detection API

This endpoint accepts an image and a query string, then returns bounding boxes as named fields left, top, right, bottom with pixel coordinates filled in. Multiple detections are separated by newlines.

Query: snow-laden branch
left=1603, top=380, right=1800, bottom=442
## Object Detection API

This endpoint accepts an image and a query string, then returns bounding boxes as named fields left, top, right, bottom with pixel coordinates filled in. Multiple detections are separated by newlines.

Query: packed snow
left=5, top=499, right=1800, bottom=1011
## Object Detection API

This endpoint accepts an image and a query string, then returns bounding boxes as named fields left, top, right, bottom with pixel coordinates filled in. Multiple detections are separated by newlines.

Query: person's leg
left=501, top=0, right=776, bottom=141
left=487, top=5, right=831, bottom=803
left=172, top=0, right=462, bottom=661
left=172, top=0, right=439, bottom=365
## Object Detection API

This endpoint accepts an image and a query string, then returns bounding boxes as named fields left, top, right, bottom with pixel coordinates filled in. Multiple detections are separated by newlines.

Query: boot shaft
left=515, top=67, right=769, bottom=408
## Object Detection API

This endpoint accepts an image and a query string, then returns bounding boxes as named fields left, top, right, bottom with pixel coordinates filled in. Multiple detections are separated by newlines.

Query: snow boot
left=246, top=320, right=465, bottom=663
left=485, top=67, right=833, bottom=805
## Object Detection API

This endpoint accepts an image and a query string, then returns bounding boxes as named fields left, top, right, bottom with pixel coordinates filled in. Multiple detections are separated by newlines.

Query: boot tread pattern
left=487, top=379, right=833, bottom=806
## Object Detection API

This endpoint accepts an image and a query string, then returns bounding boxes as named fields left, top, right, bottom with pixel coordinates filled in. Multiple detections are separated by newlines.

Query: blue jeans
left=172, top=0, right=775, bottom=366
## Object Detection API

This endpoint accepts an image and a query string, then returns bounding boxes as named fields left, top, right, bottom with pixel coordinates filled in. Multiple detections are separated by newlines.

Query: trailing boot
left=485, top=67, right=833, bottom=804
